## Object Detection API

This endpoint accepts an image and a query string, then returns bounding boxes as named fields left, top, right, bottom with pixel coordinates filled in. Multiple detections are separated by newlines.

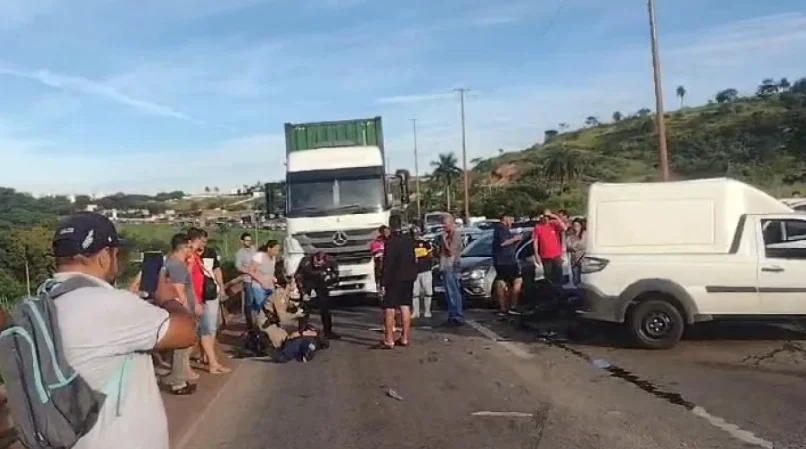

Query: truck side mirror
left=395, top=169, right=411, bottom=206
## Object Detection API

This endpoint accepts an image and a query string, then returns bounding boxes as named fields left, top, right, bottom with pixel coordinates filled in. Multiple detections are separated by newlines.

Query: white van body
left=579, top=178, right=806, bottom=349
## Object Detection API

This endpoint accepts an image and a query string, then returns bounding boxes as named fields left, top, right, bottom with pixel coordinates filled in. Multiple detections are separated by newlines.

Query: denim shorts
left=250, top=285, right=272, bottom=311
left=199, top=299, right=219, bottom=336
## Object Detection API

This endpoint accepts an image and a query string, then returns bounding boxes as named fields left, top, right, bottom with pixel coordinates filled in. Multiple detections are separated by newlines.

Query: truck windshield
left=287, top=176, right=386, bottom=218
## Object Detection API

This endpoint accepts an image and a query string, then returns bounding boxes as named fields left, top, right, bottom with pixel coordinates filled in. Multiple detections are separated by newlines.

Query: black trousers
left=314, top=287, right=334, bottom=334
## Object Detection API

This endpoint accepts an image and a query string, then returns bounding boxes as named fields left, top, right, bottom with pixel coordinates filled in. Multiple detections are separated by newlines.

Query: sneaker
left=508, top=309, right=522, bottom=316
left=424, top=312, right=432, bottom=318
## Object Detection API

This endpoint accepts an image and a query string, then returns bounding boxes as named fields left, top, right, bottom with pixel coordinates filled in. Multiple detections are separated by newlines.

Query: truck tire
left=627, top=298, right=684, bottom=349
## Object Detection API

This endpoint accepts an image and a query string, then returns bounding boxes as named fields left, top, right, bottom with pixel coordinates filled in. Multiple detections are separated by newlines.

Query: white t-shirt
left=53, top=272, right=171, bottom=449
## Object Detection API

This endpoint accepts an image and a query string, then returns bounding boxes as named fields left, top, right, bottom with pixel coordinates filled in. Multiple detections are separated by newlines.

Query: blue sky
left=1, top=0, right=805, bottom=195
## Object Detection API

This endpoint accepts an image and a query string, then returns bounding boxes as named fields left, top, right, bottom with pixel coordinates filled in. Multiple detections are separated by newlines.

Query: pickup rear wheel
left=627, top=298, right=684, bottom=349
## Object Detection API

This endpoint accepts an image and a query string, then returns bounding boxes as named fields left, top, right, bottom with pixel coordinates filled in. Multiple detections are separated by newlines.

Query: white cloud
left=0, top=66, right=201, bottom=122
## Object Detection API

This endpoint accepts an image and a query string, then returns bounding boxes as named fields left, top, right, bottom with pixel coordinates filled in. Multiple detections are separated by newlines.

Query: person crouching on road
left=258, top=282, right=320, bottom=363
left=377, top=214, right=417, bottom=349
left=410, top=222, right=434, bottom=319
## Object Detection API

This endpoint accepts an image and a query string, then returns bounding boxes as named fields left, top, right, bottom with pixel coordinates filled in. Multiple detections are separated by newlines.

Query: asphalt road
left=181, top=307, right=804, bottom=449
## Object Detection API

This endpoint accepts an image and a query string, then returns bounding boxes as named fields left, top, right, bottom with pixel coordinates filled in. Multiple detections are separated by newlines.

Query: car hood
left=459, top=256, right=492, bottom=271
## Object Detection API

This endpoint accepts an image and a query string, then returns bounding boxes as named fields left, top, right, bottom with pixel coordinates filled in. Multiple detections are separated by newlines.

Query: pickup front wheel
left=627, top=298, right=684, bottom=349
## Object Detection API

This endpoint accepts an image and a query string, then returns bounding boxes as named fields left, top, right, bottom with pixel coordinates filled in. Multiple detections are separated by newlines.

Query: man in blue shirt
left=492, top=213, right=523, bottom=316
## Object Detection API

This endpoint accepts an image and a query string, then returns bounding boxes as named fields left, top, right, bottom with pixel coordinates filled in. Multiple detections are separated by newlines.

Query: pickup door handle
left=762, top=266, right=785, bottom=273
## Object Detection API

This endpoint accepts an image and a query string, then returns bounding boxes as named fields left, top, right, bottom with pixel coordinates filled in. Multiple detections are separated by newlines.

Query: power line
left=535, top=0, right=572, bottom=41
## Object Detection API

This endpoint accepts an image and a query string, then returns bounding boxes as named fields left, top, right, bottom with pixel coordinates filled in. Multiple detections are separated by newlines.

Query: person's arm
left=532, top=228, right=541, bottom=265
left=273, top=291, right=303, bottom=324
left=549, top=215, right=569, bottom=232
left=128, top=272, right=142, bottom=294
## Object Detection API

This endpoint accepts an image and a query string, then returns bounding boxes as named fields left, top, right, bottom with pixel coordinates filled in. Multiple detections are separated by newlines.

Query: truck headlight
left=284, top=236, right=304, bottom=255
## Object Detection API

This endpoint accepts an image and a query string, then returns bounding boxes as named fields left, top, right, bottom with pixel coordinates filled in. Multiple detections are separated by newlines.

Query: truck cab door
left=756, top=215, right=806, bottom=314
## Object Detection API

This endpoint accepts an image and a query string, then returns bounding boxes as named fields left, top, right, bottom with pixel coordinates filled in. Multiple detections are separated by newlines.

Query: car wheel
left=627, top=298, right=684, bottom=349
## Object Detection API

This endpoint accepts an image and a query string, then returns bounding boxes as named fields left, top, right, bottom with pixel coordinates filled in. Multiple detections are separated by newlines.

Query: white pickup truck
left=580, top=178, right=806, bottom=349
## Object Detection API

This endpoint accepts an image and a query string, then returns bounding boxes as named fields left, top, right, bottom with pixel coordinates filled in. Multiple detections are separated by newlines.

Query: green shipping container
left=284, top=117, right=384, bottom=154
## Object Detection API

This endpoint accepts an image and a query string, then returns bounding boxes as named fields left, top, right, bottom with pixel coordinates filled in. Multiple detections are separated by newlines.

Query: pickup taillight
left=581, top=256, right=609, bottom=274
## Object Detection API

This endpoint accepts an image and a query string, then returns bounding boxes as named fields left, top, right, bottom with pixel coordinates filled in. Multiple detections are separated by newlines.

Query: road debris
left=386, top=388, right=404, bottom=401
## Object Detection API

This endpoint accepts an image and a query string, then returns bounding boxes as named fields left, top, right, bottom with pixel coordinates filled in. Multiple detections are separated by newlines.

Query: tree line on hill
left=418, top=76, right=806, bottom=218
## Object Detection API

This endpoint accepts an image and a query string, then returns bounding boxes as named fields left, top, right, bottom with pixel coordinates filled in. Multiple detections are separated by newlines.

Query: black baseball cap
left=52, top=212, right=132, bottom=258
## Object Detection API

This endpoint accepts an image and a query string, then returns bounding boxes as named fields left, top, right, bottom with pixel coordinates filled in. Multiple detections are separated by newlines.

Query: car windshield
left=461, top=233, right=493, bottom=258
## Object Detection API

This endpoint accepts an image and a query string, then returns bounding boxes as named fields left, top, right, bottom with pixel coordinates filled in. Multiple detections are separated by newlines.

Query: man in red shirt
left=532, top=209, right=568, bottom=288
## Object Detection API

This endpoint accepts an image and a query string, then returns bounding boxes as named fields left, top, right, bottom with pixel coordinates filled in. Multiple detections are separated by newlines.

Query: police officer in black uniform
left=294, top=251, right=341, bottom=340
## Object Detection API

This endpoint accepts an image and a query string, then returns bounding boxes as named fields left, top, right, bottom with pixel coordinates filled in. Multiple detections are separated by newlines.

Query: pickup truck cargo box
left=285, top=117, right=383, bottom=154
left=586, top=178, right=792, bottom=255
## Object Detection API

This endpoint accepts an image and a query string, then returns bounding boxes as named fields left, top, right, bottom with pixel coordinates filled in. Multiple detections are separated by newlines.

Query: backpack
left=0, top=276, right=134, bottom=449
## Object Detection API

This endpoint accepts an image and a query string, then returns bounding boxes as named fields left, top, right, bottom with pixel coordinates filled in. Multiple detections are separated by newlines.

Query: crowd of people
left=0, top=209, right=587, bottom=449
left=492, top=209, right=587, bottom=316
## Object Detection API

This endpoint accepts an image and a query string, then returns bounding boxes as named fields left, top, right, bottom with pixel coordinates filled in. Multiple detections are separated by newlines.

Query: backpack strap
left=101, top=354, right=135, bottom=417
left=45, top=275, right=104, bottom=299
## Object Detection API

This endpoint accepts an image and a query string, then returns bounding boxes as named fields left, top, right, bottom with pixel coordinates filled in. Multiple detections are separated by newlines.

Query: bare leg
left=399, top=306, right=412, bottom=345
left=494, top=280, right=508, bottom=313
left=383, top=309, right=396, bottom=346
left=202, top=336, right=230, bottom=374
left=510, top=278, right=523, bottom=310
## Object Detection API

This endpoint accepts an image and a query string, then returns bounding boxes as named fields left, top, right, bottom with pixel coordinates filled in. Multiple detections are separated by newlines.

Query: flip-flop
left=372, top=342, right=395, bottom=350
left=394, top=339, right=409, bottom=347
left=208, top=366, right=232, bottom=375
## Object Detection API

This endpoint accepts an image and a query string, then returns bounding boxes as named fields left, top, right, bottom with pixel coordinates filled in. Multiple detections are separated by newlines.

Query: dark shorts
left=494, top=264, right=521, bottom=285
left=541, top=257, right=564, bottom=284
left=383, top=280, right=414, bottom=310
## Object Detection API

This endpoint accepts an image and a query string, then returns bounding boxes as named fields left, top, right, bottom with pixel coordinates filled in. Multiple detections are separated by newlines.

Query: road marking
left=692, top=407, right=774, bottom=449
left=175, top=369, right=239, bottom=449
left=467, top=320, right=777, bottom=449
left=472, top=411, right=534, bottom=418
left=465, top=320, right=533, bottom=359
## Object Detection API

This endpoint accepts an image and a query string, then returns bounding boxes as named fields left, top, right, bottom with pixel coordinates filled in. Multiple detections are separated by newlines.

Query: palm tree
left=612, top=111, right=623, bottom=122
left=676, top=85, right=687, bottom=109
left=585, top=116, right=599, bottom=127
left=430, top=153, right=461, bottom=212
left=540, top=147, right=587, bottom=193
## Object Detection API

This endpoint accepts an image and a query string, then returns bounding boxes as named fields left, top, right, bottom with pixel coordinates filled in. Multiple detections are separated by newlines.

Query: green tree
left=539, top=147, right=588, bottom=193
left=612, top=111, right=623, bottom=122
left=585, top=116, right=599, bottom=127
left=676, top=85, right=687, bottom=109
left=544, top=129, right=559, bottom=142
left=430, top=153, right=461, bottom=212
left=779, top=78, right=791, bottom=91
left=715, top=88, right=739, bottom=104
left=636, top=108, right=651, bottom=118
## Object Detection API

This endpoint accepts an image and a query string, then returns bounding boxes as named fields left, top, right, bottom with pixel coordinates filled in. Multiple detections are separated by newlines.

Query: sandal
left=161, top=383, right=197, bottom=396
left=208, top=365, right=232, bottom=374
left=372, top=342, right=395, bottom=350
left=394, top=339, right=409, bottom=347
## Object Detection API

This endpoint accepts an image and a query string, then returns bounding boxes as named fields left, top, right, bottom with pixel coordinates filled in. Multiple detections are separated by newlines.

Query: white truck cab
left=284, top=145, right=389, bottom=297
left=579, top=178, right=806, bottom=349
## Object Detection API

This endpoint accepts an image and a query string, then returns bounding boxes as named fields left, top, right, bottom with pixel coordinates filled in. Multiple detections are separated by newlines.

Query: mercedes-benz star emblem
left=332, top=231, right=348, bottom=247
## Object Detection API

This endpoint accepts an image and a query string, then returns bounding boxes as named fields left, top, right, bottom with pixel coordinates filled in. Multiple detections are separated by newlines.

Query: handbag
left=200, top=264, right=220, bottom=302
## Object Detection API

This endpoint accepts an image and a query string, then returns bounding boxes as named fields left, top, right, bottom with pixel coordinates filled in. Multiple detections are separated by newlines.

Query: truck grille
left=293, top=227, right=376, bottom=264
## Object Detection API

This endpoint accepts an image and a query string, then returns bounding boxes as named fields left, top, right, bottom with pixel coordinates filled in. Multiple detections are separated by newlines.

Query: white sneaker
left=412, top=313, right=420, bottom=319
left=424, top=312, right=432, bottom=318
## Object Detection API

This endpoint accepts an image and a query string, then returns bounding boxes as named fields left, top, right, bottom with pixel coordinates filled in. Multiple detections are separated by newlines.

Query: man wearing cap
left=49, top=212, right=198, bottom=449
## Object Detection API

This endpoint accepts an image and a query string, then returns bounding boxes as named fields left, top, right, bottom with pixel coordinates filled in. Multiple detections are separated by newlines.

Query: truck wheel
left=627, top=298, right=684, bottom=349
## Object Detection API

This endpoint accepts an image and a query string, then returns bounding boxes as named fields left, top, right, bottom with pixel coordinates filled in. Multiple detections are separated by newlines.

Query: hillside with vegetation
left=418, top=77, right=806, bottom=217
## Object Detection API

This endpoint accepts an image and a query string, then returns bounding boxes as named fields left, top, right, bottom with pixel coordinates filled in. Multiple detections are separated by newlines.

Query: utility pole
left=455, top=88, right=470, bottom=222
left=411, top=118, right=422, bottom=219
left=648, top=0, right=670, bottom=181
